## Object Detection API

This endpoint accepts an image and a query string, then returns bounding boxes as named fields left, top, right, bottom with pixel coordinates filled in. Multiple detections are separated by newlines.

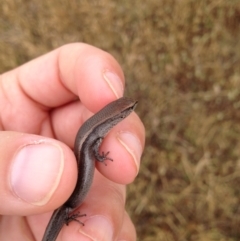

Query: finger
left=0, top=216, right=34, bottom=241
left=59, top=171, right=126, bottom=241
left=0, top=132, right=77, bottom=216
left=117, top=211, right=137, bottom=241
left=97, top=111, right=145, bottom=184
left=0, top=43, right=125, bottom=134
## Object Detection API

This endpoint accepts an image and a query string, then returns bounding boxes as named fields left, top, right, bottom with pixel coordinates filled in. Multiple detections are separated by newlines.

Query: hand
left=0, top=43, right=145, bottom=241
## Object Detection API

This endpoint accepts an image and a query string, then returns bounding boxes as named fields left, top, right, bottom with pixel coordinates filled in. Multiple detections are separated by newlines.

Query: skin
left=0, top=43, right=145, bottom=241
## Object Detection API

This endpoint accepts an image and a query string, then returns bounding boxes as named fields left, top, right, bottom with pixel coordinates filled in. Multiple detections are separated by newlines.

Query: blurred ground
left=1, top=0, right=240, bottom=240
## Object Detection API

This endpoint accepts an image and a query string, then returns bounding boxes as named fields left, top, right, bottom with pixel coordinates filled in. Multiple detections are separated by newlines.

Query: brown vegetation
left=1, top=1, right=240, bottom=240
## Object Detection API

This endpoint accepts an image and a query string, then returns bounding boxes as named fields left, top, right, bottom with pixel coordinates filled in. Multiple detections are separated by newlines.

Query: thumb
left=0, top=131, right=77, bottom=216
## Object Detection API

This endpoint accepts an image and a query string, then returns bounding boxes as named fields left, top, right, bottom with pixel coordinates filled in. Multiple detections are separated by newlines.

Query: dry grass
left=1, top=0, right=240, bottom=240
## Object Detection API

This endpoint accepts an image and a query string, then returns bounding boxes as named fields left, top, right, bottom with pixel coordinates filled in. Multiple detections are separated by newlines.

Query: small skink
left=42, top=97, right=138, bottom=241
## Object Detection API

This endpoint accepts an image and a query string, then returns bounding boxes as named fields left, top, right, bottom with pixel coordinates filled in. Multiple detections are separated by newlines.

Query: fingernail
left=117, top=132, right=142, bottom=174
left=103, top=70, right=124, bottom=98
left=10, top=141, right=64, bottom=206
left=78, top=215, right=113, bottom=241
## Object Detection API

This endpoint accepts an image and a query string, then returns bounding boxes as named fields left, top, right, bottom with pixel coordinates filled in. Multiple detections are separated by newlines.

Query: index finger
left=5, top=43, right=125, bottom=108
left=0, top=43, right=125, bottom=134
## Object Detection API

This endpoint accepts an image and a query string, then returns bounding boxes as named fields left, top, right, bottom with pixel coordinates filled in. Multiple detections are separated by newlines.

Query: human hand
left=0, top=43, right=145, bottom=241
